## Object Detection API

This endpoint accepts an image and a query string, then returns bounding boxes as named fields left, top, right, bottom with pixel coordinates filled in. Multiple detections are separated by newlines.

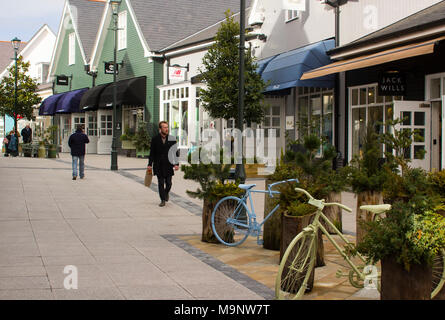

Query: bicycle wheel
left=211, top=196, right=251, bottom=247
left=275, top=230, right=317, bottom=300
left=432, top=248, right=445, bottom=299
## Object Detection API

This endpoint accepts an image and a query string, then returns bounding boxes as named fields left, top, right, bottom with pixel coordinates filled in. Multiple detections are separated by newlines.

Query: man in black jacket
left=147, top=121, right=179, bottom=207
left=68, top=125, right=89, bottom=180
left=21, top=124, right=32, bottom=143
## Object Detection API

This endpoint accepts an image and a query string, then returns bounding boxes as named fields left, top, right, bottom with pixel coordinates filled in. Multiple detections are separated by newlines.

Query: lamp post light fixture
left=235, top=0, right=246, bottom=183
left=109, top=0, right=121, bottom=171
left=11, top=37, right=21, bottom=134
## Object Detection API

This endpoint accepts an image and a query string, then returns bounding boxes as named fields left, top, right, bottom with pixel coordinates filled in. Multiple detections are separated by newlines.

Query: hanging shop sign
left=105, top=62, right=118, bottom=75
left=378, top=72, right=406, bottom=96
left=168, top=66, right=187, bottom=82
left=56, top=75, right=69, bottom=86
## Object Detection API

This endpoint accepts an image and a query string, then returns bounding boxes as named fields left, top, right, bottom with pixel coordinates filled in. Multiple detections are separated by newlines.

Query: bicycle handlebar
left=267, top=179, right=299, bottom=198
left=294, top=188, right=352, bottom=213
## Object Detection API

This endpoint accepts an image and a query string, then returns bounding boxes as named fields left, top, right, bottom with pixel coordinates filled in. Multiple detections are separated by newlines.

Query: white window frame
left=285, top=10, right=301, bottom=22
left=118, top=11, right=127, bottom=50
left=68, top=33, right=76, bottom=65
left=160, top=84, right=194, bottom=148
left=348, top=83, right=404, bottom=162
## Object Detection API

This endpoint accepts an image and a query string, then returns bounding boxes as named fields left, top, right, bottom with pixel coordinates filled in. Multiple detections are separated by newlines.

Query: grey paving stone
left=118, top=285, right=193, bottom=300
left=0, top=256, right=43, bottom=267
left=0, top=289, right=54, bottom=300
left=0, top=266, right=47, bottom=277
left=53, top=287, right=125, bottom=300
left=46, top=265, right=115, bottom=289
left=0, top=276, right=51, bottom=290
left=42, top=255, right=97, bottom=266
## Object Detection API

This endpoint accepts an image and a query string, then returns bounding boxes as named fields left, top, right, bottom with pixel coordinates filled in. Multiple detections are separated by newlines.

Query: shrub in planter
left=182, top=148, right=243, bottom=243
left=346, top=125, right=387, bottom=245
left=263, top=163, right=302, bottom=250
left=350, top=197, right=445, bottom=299
left=133, top=121, right=151, bottom=157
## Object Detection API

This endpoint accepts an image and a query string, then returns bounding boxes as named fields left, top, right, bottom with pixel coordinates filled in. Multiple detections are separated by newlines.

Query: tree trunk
left=381, top=257, right=432, bottom=300
left=322, top=192, right=342, bottom=234
left=356, top=191, right=383, bottom=245
left=280, top=212, right=325, bottom=268
left=263, top=179, right=282, bottom=250
left=201, top=198, right=220, bottom=243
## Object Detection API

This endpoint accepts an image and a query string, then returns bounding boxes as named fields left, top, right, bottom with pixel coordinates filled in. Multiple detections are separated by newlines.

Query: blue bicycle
left=211, top=179, right=299, bottom=246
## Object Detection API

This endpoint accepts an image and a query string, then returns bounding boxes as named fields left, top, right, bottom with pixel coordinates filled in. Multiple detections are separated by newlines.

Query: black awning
left=98, top=76, right=146, bottom=108
left=79, top=83, right=111, bottom=111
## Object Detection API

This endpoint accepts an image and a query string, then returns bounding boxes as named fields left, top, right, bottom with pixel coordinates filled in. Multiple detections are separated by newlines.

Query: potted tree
left=44, top=125, right=58, bottom=158
left=182, top=148, right=243, bottom=243
left=348, top=118, right=445, bottom=300
left=133, top=121, right=151, bottom=158
left=120, top=127, right=136, bottom=152
left=346, top=124, right=387, bottom=244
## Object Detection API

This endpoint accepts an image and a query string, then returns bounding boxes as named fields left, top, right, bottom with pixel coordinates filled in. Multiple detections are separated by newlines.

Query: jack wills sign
left=378, top=72, right=406, bottom=96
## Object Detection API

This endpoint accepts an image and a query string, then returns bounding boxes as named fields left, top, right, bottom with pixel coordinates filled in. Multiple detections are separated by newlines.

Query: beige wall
left=339, top=0, right=443, bottom=46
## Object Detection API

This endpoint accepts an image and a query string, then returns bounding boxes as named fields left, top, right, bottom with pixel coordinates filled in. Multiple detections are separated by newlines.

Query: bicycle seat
left=360, top=204, right=391, bottom=214
left=238, top=183, right=256, bottom=190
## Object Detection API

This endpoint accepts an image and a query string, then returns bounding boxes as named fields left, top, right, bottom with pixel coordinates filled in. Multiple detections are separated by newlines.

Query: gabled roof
left=129, top=0, right=253, bottom=52
left=330, top=1, right=445, bottom=57
left=68, top=0, right=107, bottom=61
left=159, top=8, right=252, bottom=53
left=0, top=41, right=27, bottom=74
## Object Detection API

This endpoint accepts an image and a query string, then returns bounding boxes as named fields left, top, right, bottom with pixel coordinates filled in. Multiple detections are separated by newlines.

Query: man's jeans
left=72, top=155, right=85, bottom=178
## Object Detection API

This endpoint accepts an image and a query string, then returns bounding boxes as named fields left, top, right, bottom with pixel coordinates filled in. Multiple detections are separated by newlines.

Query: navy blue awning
left=39, top=92, right=66, bottom=116
left=256, top=55, right=277, bottom=76
left=260, top=39, right=336, bottom=92
left=55, top=88, right=88, bottom=114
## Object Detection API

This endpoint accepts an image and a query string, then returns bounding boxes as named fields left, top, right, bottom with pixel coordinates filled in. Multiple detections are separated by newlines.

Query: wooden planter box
left=121, top=140, right=136, bottom=150
left=202, top=197, right=238, bottom=244
left=381, top=257, right=432, bottom=300
left=280, top=211, right=325, bottom=268
left=279, top=211, right=325, bottom=293
left=263, top=179, right=282, bottom=251
left=321, top=192, right=342, bottom=234
left=356, top=191, right=383, bottom=245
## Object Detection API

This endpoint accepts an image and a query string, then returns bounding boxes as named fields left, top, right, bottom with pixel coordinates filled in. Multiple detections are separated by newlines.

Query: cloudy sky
left=0, top=0, right=65, bottom=42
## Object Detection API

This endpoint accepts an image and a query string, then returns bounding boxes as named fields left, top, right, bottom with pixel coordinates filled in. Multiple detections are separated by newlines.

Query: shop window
left=123, top=106, right=143, bottom=135
left=350, top=84, right=403, bottom=158
left=263, top=105, right=281, bottom=138
left=298, top=89, right=334, bottom=148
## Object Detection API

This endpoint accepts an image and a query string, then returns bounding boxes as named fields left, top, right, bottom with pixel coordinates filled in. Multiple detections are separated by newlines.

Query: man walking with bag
left=68, top=125, right=89, bottom=180
left=147, top=121, right=179, bottom=207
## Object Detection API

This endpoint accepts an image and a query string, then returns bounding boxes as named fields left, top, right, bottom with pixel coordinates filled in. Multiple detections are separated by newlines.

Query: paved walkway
left=0, top=153, right=377, bottom=300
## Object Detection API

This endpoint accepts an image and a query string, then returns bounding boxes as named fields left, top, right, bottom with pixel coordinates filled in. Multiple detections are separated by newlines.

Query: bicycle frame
left=311, top=207, right=368, bottom=282
left=239, top=188, right=281, bottom=228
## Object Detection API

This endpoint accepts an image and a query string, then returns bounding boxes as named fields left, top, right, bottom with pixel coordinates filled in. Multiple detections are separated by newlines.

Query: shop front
left=302, top=34, right=445, bottom=171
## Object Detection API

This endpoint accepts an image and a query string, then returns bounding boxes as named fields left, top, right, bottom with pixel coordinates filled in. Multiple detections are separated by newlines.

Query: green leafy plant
left=132, top=121, right=151, bottom=151
left=198, top=10, right=267, bottom=126
left=351, top=200, right=445, bottom=271
left=286, top=202, right=317, bottom=217
left=182, top=148, right=242, bottom=201
left=346, top=124, right=388, bottom=194
left=44, top=125, right=58, bottom=145
left=120, top=127, right=135, bottom=141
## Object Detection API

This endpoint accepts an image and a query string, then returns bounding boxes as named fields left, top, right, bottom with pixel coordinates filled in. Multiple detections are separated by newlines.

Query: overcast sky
left=0, top=0, right=65, bottom=42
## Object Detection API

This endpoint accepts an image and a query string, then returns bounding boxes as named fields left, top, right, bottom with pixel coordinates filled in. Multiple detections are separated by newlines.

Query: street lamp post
left=110, top=0, right=121, bottom=171
left=11, top=37, right=21, bottom=134
left=235, top=0, right=246, bottom=183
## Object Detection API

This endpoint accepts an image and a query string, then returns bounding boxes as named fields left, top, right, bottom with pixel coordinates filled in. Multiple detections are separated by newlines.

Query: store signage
left=378, top=72, right=406, bottom=96
left=169, top=66, right=187, bottom=82
left=56, top=75, right=69, bottom=86
left=286, top=116, right=295, bottom=130
left=105, top=62, right=118, bottom=75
